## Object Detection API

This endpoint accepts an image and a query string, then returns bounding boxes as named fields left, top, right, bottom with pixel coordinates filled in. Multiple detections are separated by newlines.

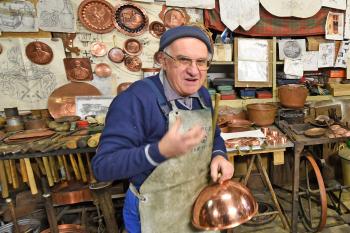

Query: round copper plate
left=25, top=41, right=53, bottom=65
left=124, top=38, right=142, bottom=55
left=90, top=41, right=108, bottom=57
left=94, top=63, right=112, bottom=78
left=78, top=0, right=115, bottom=34
left=159, top=6, right=189, bottom=28
left=114, top=3, right=149, bottom=37
left=48, top=82, right=101, bottom=119
left=124, top=56, right=142, bottom=72
left=149, top=21, right=166, bottom=38
left=108, top=47, right=125, bottom=63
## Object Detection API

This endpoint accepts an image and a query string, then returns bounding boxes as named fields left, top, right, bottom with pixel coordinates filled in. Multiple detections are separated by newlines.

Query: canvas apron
left=130, top=99, right=219, bottom=233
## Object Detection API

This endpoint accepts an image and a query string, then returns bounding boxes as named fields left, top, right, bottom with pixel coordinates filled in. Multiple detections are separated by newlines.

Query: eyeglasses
left=163, top=52, right=211, bottom=71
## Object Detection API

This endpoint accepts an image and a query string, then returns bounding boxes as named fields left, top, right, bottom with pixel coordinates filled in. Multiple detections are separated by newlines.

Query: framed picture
left=234, top=38, right=273, bottom=87
left=75, top=96, right=114, bottom=118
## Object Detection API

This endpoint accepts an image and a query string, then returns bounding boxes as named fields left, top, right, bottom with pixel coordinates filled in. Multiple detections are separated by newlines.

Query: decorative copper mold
left=90, top=41, right=108, bottom=57
left=124, top=56, right=142, bottom=72
left=48, top=82, right=101, bottom=119
left=124, top=38, right=142, bottom=55
left=78, top=0, right=115, bottom=34
left=149, top=21, right=166, bottom=38
left=25, top=41, right=53, bottom=65
left=114, top=3, right=149, bottom=36
left=64, top=58, right=93, bottom=82
left=159, top=5, right=190, bottom=28
left=94, top=63, right=112, bottom=78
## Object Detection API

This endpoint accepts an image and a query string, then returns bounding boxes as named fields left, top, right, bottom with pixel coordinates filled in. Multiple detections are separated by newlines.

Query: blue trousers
left=123, top=188, right=141, bottom=233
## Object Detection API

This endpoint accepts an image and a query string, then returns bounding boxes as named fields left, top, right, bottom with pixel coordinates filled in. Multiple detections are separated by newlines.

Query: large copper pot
left=246, top=103, right=277, bottom=126
left=192, top=180, right=258, bottom=230
left=278, top=84, right=308, bottom=109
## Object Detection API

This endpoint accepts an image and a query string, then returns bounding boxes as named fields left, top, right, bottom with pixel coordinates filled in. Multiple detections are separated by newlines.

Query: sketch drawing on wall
left=0, top=1, right=38, bottom=32
left=0, top=45, right=56, bottom=105
left=38, top=0, right=75, bottom=32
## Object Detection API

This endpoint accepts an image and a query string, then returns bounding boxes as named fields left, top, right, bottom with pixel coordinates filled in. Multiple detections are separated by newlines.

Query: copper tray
left=159, top=5, right=190, bottom=28
left=5, top=129, right=55, bottom=142
left=51, top=181, right=92, bottom=206
left=304, top=127, right=327, bottom=138
left=124, top=38, right=142, bottom=55
left=149, top=21, right=166, bottom=38
left=25, top=41, right=53, bottom=65
left=114, top=3, right=149, bottom=36
left=78, top=0, right=115, bottom=34
left=48, top=82, right=101, bottom=119
left=41, top=224, right=86, bottom=233
left=124, top=56, right=142, bottom=72
left=64, top=58, right=93, bottom=82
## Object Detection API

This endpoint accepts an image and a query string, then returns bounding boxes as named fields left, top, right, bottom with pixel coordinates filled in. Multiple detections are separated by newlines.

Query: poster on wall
left=76, top=96, right=114, bottom=118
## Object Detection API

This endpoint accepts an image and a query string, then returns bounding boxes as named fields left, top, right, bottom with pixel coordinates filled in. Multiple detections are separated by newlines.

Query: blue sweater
left=92, top=75, right=227, bottom=187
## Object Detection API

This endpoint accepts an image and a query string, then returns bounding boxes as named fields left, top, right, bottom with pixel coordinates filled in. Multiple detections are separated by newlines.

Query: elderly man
left=92, top=25, right=234, bottom=233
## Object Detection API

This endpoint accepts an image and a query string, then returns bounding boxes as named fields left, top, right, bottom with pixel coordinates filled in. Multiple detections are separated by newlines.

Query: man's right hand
left=158, top=117, right=206, bottom=158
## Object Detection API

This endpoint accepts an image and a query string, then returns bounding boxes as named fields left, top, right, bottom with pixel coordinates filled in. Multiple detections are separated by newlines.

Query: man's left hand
left=210, top=155, right=234, bottom=184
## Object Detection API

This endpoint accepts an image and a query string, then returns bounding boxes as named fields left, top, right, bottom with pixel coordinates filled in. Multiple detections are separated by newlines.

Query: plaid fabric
left=204, top=2, right=343, bottom=36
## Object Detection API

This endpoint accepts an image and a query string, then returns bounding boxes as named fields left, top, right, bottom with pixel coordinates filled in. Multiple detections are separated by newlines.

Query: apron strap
left=129, top=183, right=147, bottom=202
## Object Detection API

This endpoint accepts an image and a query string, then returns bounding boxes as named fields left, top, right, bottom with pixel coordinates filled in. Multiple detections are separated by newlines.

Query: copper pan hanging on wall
left=94, top=63, right=112, bottom=78
left=124, top=38, right=143, bottom=56
left=108, top=35, right=125, bottom=63
left=149, top=21, right=166, bottom=38
left=90, top=41, right=108, bottom=57
left=113, top=2, right=149, bottom=37
left=78, top=0, right=115, bottom=34
left=124, top=56, right=142, bottom=72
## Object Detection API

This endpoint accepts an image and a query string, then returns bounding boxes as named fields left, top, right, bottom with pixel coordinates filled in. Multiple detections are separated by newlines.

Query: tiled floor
left=234, top=187, right=350, bottom=233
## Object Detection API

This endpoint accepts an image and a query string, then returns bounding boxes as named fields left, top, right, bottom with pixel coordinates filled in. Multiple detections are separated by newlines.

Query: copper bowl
left=94, top=63, right=112, bottom=78
left=192, top=180, right=258, bottom=230
left=246, top=103, right=277, bottom=127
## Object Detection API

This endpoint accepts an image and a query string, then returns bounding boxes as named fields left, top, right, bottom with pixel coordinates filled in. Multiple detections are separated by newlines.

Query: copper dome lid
left=192, top=180, right=258, bottom=230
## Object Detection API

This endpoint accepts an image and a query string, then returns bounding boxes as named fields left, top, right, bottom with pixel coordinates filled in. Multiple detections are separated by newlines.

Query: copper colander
left=192, top=180, right=258, bottom=230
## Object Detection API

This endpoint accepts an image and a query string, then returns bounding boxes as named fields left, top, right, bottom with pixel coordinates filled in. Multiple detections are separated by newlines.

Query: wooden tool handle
left=0, top=160, right=9, bottom=198
left=62, top=155, right=71, bottom=181
left=69, top=153, right=81, bottom=180
left=48, top=156, right=59, bottom=183
left=57, top=155, right=66, bottom=180
left=9, top=160, right=18, bottom=189
left=77, top=153, right=87, bottom=183
left=34, top=157, right=46, bottom=175
left=19, top=159, right=28, bottom=183
left=42, top=157, right=54, bottom=187
left=4, top=160, right=12, bottom=185
left=24, top=158, right=38, bottom=195
left=86, top=153, right=96, bottom=184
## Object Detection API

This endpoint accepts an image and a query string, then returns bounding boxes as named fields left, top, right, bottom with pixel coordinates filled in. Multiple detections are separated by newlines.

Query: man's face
left=161, top=38, right=209, bottom=96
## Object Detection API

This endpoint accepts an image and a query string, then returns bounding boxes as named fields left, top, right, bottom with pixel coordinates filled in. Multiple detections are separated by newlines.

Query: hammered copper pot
left=246, top=103, right=277, bottom=126
left=278, top=84, right=308, bottom=109
left=192, top=180, right=258, bottom=230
